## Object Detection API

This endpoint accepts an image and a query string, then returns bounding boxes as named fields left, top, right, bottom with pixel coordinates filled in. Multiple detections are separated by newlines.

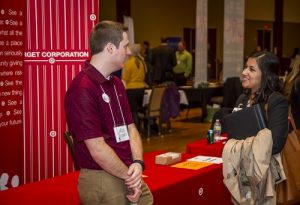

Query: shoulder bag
left=277, top=113, right=300, bottom=204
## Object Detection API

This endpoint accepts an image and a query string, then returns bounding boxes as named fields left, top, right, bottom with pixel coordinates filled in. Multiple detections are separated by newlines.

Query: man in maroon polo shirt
left=64, top=21, right=153, bottom=205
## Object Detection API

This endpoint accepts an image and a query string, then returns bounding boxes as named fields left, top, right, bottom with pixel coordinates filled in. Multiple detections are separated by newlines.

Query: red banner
left=23, top=0, right=98, bottom=184
left=0, top=0, right=26, bottom=191
left=1, top=0, right=99, bottom=189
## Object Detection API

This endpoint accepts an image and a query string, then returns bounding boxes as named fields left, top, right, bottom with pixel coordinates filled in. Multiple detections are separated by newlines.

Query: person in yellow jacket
left=122, top=43, right=147, bottom=89
left=122, top=44, right=147, bottom=128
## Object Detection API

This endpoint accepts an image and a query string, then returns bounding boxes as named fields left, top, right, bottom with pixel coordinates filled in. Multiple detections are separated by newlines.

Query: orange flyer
left=171, top=161, right=213, bottom=170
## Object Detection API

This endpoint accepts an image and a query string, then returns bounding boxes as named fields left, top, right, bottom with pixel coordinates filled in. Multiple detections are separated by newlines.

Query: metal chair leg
left=186, top=108, right=190, bottom=119
left=158, top=117, right=164, bottom=138
left=167, top=120, right=172, bottom=133
left=147, top=121, right=151, bottom=141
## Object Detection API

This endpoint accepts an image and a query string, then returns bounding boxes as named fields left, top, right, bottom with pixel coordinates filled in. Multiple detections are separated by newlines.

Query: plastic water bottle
left=213, top=119, right=222, bottom=138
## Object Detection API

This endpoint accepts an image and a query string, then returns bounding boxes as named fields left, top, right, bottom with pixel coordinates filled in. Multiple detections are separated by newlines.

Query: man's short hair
left=89, top=21, right=127, bottom=55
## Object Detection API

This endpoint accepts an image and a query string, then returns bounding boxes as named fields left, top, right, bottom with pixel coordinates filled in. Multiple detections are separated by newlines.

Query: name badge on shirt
left=102, top=93, right=110, bottom=103
left=114, top=125, right=129, bottom=143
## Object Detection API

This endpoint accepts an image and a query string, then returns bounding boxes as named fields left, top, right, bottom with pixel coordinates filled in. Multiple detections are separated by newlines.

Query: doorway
left=257, top=29, right=272, bottom=52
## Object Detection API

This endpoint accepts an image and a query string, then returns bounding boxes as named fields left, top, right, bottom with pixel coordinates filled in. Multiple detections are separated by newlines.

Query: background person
left=290, top=76, right=300, bottom=129
left=172, top=40, right=192, bottom=86
left=289, top=47, right=300, bottom=70
left=288, top=58, right=300, bottom=128
left=64, top=21, right=153, bottom=205
left=284, top=57, right=300, bottom=101
left=122, top=43, right=147, bottom=129
left=151, top=37, right=177, bottom=84
left=142, top=41, right=153, bottom=85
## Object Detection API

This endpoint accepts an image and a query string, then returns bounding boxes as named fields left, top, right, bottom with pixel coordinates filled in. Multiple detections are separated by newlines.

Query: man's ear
left=106, top=42, right=114, bottom=53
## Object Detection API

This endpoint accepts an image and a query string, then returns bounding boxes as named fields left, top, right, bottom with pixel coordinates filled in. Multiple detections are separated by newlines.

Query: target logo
left=90, top=14, right=96, bottom=21
left=198, top=187, right=204, bottom=196
left=49, top=130, right=57, bottom=138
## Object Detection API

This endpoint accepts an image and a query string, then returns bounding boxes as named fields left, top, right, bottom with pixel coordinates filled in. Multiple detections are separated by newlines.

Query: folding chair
left=138, top=85, right=167, bottom=140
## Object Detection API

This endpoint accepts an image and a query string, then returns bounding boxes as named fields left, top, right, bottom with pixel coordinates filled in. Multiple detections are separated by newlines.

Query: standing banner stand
left=0, top=0, right=26, bottom=191
left=1, top=0, right=99, bottom=189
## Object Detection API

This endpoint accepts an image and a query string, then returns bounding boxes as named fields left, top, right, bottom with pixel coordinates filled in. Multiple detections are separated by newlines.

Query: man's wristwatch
left=133, top=160, right=145, bottom=171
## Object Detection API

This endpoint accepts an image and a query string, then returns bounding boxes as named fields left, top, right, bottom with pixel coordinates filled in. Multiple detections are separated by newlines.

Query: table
left=179, top=85, right=223, bottom=121
left=143, top=151, right=231, bottom=205
left=0, top=171, right=80, bottom=205
left=143, top=89, right=188, bottom=107
left=186, top=138, right=226, bottom=157
left=0, top=151, right=231, bottom=205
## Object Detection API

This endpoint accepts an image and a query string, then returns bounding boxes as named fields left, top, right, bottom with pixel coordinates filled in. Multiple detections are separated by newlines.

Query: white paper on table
left=157, top=152, right=181, bottom=159
left=214, top=136, right=228, bottom=141
left=187, top=155, right=223, bottom=164
left=178, top=90, right=189, bottom=105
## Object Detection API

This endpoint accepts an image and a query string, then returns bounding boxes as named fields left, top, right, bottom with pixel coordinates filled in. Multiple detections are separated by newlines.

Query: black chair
left=210, top=77, right=243, bottom=108
left=63, top=131, right=79, bottom=170
left=210, top=77, right=243, bottom=129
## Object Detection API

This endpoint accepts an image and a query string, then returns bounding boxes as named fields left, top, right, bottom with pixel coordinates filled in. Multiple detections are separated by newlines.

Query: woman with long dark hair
left=235, top=50, right=288, bottom=154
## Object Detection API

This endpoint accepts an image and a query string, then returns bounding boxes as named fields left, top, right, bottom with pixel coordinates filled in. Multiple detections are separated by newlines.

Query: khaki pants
left=78, top=169, right=153, bottom=205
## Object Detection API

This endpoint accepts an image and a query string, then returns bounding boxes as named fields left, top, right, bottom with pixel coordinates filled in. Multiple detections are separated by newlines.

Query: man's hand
left=126, top=163, right=143, bottom=203
left=125, top=162, right=143, bottom=188
left=126, top=187, right=142, bottom=203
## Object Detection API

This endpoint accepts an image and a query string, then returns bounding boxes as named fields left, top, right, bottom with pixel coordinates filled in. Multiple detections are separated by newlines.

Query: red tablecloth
left=0, top=151, right=231, bottom=205
left=186, top=138, right=226, bottom=157
left=0, top=171, right=81, bottom=205
left=143, top=151, right=231, bottom=205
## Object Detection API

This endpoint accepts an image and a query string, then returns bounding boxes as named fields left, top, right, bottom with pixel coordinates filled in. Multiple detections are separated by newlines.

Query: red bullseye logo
left=198, top=187, right=204, bottom=196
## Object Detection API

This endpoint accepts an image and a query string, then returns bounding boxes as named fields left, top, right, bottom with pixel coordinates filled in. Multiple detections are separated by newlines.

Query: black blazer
left=235, top=92, right=288, bottom=154
left=151, top=44, right=177, bottom=82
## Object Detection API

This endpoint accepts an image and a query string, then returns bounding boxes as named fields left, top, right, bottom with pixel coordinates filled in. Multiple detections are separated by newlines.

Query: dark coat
left=151, top=44, right=177, bottom=83
left=161, top=82, right=180, bottom=123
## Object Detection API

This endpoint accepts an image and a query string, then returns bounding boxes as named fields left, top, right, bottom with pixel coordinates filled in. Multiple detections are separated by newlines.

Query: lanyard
left=99, top=84, right=125, bottom=127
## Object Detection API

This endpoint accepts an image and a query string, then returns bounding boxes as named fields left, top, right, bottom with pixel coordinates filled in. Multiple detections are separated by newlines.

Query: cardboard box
left=155, top=152, right=182, bottom=165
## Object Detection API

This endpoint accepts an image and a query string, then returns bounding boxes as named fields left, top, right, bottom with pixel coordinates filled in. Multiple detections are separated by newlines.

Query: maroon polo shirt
left=65, top=61, right=134, bottom=170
